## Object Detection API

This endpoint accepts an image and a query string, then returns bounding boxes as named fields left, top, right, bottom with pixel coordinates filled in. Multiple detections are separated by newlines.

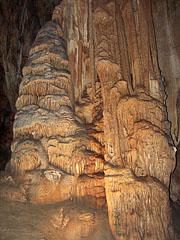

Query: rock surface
left=0, top=0, right=178, bottom=239
left=152, top=0, right=180, bottom=144
left=171, top=144, right=180, bottom=204
left=151, top=0, right=180, bottom=209
left=0, top=199, right=114, bottom=240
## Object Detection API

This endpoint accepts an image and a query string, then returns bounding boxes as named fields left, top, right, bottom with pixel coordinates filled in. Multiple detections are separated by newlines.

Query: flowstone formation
left=2, top=19, right=105, bottom=207
left=0, top=0, right=176, bottom=239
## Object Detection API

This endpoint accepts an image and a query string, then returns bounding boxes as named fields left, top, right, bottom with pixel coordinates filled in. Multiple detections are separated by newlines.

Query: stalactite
left=88, top=0, right=96, bottom=101
left=0, top=1, right=176, bottom=239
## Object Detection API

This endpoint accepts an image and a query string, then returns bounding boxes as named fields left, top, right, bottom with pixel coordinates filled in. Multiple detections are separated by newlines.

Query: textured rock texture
left=152, top=0, right=180, bottom=144
left=2, top=18, right=105, bottom=207
left=152, top=0, right=180, bottom=208
left=171, top=144, right=180, bottom=204
left=0, top=0, right=177, bottom=239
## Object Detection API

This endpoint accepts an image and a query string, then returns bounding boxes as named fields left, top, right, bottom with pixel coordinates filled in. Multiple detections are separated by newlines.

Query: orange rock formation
left=0, top=1, right=176, bottom=239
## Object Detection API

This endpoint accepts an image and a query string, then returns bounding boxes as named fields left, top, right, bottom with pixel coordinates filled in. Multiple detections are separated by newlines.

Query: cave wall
left=152, top=0, right=180, bottom=204
left=0, top=0, right=178, bottom=239
left=0, top=0, right=180, bottom=239
left=0, top=0, right=179, bottom=168
left=152, top=0, right=180, bottom=144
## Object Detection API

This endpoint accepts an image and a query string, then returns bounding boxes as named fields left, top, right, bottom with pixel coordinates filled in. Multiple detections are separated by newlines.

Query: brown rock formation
left=151, top=0, right=180, bottom=208
left=2, top=19, right=104, bottom=206
left=0, top=0, right=177, bottom=239
left=152, top=0, right=180, bottom=144
left=171, top=144, right=180, bottom=205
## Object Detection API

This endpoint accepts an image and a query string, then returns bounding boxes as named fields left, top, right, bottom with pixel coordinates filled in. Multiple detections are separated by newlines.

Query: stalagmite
left=0, top=1, right=176, bottom=239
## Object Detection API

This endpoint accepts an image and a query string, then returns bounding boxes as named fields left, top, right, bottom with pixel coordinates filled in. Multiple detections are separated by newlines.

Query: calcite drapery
left=4, top=19, right=105, bottom=207
left=0, top=0, right=176, bottom=239
left=92, top=1, right=174, bottom=239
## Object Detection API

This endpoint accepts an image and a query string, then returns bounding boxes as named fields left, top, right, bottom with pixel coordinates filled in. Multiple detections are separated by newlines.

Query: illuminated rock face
left=0, top=0, right=176, bottom=239
left=6, top=19, right=105, bottom=207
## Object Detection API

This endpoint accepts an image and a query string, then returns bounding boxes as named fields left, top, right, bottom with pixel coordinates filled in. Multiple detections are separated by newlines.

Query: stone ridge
left=0, top=1, right=177, bottom=239
left=0, top=19, right=106, bottom=209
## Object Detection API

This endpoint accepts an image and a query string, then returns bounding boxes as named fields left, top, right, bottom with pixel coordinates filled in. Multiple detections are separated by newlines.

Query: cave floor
left=0, top=198, right=179, bottom=240
left=0, top=198, right=114, bottom=240
left=0, top=198, right=60, bottom=240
